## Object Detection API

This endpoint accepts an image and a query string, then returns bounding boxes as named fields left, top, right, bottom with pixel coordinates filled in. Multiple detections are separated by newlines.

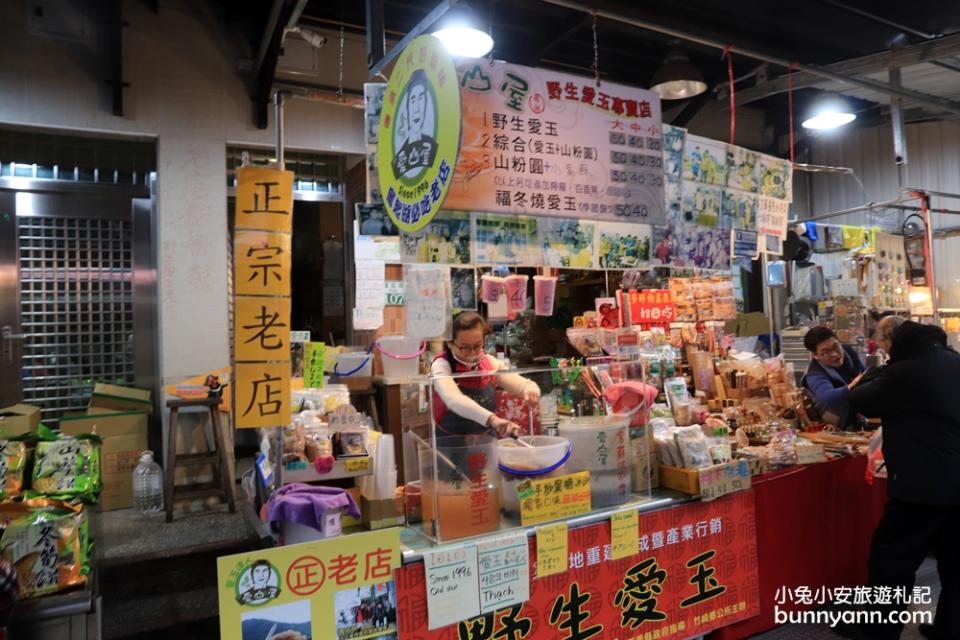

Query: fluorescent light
left=432, top=25, right=493, bottom=58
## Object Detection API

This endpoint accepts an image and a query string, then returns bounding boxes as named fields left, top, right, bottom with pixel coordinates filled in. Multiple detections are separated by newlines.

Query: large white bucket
left=558, top=415, right=631, bottom=507
left=376, top=336, right=425, bottom=378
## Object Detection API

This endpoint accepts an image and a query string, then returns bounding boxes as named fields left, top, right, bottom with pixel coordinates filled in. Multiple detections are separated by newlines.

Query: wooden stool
left=164, top=397, right=236, bottom=522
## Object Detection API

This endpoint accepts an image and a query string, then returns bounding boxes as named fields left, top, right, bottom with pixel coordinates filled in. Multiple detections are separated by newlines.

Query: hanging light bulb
left=802, top=95, right=857, bottom=130
left=650, top=46, right=708, bottom=100
left=432, top=5, right=493, bottom=58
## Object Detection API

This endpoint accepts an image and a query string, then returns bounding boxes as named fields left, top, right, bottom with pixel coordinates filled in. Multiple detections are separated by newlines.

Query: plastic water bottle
left=133, top=450, right=164, bottom=513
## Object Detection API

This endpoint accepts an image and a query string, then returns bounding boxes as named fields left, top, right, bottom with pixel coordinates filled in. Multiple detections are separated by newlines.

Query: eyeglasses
left=452, top=342, right=484, bottom=354
left=816, top=343, right=843, bottom=357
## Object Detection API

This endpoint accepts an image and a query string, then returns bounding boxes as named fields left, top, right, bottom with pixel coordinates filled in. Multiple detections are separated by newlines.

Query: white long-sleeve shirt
left=430, top=354, right=539, bottom=427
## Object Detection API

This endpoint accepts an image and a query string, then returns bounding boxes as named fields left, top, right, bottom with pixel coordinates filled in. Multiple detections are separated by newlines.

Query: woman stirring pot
left=431, top=311, right=540, bottom=438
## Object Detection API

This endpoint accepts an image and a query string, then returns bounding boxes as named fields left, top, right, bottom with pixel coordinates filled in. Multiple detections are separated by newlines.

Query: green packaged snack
left=0, top=500, right=89, bottom=599
left=31, top=438, right=101, bottom=499
left=0, top=441, right=27, bottom=499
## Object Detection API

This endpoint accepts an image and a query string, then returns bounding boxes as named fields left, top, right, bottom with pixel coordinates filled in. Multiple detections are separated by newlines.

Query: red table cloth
left=710, top=455, right=888, bottom=640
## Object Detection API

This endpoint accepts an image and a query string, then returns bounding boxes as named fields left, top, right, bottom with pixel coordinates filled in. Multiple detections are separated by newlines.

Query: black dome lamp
left=651, top=46, right=708, bottom=100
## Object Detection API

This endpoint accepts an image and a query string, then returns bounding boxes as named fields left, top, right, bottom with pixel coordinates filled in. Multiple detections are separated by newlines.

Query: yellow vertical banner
left=235, top=230, right=291, bottom=296
left=235, top=167, right=294, bottom=232
left=235, top=297, right=291, bottom=363
left=233, top=167, right=294, bottom=429
left=234, top=363, right=291, bottom=429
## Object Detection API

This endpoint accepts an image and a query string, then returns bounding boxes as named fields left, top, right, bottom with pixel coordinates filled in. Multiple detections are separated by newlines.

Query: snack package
left=0, top=441, right=27, bottom=499
left=0, top=500, right=90, bottom=599
left=674, top=425, right=713, bottom=469
left=31, top=436, right=101, bottom=500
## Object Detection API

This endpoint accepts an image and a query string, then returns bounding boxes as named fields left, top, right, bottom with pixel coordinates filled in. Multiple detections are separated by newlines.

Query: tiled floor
left=750, top=559, right=939, bottom=640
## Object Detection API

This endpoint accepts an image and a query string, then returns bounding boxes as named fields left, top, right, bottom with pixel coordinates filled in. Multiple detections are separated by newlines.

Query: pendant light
left=802, top=95, right=856, bottom=130
left=432, top=4, right=494, bottom=58
left=650, top=46, right=708, bottom=100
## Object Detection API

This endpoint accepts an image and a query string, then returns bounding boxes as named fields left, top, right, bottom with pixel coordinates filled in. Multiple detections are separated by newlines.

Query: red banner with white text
left=395, top=491, right=759, bottom=640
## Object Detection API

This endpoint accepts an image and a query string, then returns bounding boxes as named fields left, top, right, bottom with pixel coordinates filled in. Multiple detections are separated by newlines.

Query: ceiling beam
left=540, top=0, right=960, bottom=116
left=727, top=31, right=960, bottom=106
left=535, top=14, right=590, bottom=62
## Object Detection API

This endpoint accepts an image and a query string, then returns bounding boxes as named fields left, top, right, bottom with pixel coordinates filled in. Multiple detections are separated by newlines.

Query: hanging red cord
left=722, top=45, right=735, bottom=145
left=787, top=63, right=796, bottom=165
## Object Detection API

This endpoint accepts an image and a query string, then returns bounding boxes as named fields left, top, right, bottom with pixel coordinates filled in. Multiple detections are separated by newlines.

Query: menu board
left=445, top=59, right=666, bottom=224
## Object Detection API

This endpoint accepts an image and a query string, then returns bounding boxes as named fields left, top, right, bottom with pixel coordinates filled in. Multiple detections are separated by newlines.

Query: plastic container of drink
left=558, top=415, right=631, bottom=507
left=497, top=435, right=572, bottom=515
left=418, top=435, right=502, bottom=541
left=480, top=275, right=506, bottom=303
left=375, top=336, right=425, bottom=378
left=505, top=275, right=529, bottom=312
left=133, top=450, right=164, bottom=513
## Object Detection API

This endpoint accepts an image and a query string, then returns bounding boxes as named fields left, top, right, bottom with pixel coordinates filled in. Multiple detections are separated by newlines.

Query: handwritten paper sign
left=355, top=234, right=401, bottom=263
left=698, top=460, right=752, bottom=502
left=610, top=509, right=639, bottom=560
left=517, top=470, right=591, bottom=526
left=303, top=342, right=326, bottom=388
left=353, top=307, right=384, bottom=331
left=477, top=532, right=530, bottom=614
left=424, top=544, right=481, bottom=630
left=622, top=288, right=675, bottom=326
left=356, top=260, right=386, bottom=309
left=405, top=264, right=451, bottom=339
left=796, top=443, right=827, bottom=465
left=757, top=195, right=790, bottom=240
left=535, top=522, right=568, bottom=578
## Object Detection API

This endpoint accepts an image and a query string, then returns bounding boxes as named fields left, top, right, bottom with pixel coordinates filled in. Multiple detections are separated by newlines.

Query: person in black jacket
left=849, top=320, right=960, bottom=640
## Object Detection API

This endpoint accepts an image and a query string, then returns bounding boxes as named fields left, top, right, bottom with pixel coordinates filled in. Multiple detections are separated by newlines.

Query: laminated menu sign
left=732, top=228, right=759, bottom=259
left=477, top=532, right=530, bottom=614
left=445, top=59, right=666, bottom=224
left=517, top=470, right=591, bottom=526
left=355, top=260, right=386, bottom=309
left=424, top=544, right=481, bottom=630
left=405, top=264, right=451, bottom=339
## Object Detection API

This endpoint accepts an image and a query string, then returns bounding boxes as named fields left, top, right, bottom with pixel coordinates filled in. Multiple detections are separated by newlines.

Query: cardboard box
left=0, top=404, right=40, bottom=438
left=59, top=384, right=152, bottom=511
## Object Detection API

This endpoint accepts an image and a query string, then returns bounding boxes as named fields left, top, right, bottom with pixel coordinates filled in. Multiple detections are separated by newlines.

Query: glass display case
left=400, top=358, right=655, bottom=544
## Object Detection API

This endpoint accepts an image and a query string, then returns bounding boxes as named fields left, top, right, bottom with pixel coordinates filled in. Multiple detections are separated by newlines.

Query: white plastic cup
left=480, top=275, right=506, bottom=303
left=534, top=275, right=558, bottom=316
left=505, top=275, right=529, bottom=312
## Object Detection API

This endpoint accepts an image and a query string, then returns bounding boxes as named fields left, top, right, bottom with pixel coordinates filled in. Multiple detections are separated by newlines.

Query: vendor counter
left=387, top=455, right=886, bottom=640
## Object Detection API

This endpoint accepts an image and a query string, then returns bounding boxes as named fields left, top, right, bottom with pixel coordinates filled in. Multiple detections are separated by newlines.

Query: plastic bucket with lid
left=558, top=415, right=631, bottom=507
left=375, top=336, right=425, bottom=378
left=334, top=351, right=372, bottom=378
left=497, top=435, right=572, bottom=515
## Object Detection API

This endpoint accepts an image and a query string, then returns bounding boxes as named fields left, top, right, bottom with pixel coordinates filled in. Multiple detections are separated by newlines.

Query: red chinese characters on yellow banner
left=395, top=491, right=759, bottom=640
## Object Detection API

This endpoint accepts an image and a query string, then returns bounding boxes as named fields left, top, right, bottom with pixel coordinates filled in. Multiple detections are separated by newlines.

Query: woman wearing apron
left=430, top=311, right=540, bottom=438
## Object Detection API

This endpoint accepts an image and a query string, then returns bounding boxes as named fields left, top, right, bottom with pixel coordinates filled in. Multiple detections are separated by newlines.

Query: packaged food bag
left=0, top=500, right=90, bottom=598
left=0, top=441, right=27, bottom=499
left=30, top=429, right=101, bottom=500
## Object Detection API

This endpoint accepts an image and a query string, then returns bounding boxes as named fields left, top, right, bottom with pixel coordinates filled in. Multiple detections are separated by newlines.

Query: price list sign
left=444, top=59, right=667, bottom=224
